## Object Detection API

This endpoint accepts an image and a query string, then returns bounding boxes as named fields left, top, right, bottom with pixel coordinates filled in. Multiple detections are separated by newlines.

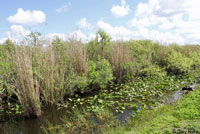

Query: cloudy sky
left=0, top=0, right=200, bottom=44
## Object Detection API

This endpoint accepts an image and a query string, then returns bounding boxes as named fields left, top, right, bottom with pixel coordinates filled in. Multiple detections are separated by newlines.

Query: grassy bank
left=110, top=86, right=200, bottom=134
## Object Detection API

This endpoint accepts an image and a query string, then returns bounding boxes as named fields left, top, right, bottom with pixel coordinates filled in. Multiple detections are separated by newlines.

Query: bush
left=165, top=50, right=193, bottom=75
left=136, top=64, right=167, bottom=78
left=88, top=59, right=113, bottom=90
left=154, top=45, right=172, bottom=67
left=130, top=40, right=159, bottom=64
left=129, top=40, right=161, bottom=78
left=65, top=73, right=88, bottom=95
left=189, top=52, right=200, bottom=70
left=87, top=29, right=111, bottom=61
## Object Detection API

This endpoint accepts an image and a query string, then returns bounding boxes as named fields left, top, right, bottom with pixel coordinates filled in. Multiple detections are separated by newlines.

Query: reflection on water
left=165, top=90, right=184, bottom=104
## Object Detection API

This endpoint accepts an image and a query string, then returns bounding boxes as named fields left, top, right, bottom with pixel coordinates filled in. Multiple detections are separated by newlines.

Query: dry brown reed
left=68, top=41, right=88, bottom=75
left=110, top=42, right=133, bottom=82
left=14, top=46, right=41, bottom=117
left=31, top=45, right=66, bottom=104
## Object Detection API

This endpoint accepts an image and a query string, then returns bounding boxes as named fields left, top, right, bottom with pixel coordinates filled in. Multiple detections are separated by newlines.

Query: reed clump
left=110, top=42, right=133, bottom=82
left=14, top=46, right=41, bottom=117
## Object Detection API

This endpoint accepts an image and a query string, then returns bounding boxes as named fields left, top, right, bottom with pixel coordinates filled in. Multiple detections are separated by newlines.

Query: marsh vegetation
left=0, top=30, right=200, bottom=133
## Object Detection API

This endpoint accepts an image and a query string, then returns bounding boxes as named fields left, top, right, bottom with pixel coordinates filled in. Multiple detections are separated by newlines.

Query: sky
left=0, top=0, right=200, bottom=44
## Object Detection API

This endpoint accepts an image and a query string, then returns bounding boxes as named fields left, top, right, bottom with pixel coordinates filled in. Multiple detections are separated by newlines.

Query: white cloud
left=56, top=2, right=71, bottom=13
left=111, top=0, right=130, bottom=18
left=159, top=19, right=174, bottom=30
left=148, top=30, right=185, bottom=44
left=97, top=20, right=186, bottom=44
left=76, top=18, right=92, bottom=29
left=97, top=20, right=135, bottom=40
left=128, top=0, right=200, bottom=44
left=135, top=0, right=187, bottom=18
left=0, top=38, right=7, bottom=44
left=133, top=0, right=200, bottom=23
left=185, top=0, right=200, bottom=20
left=8, top=8, right=46, bottom=26
left=6, top=25, right=30, bottom=42
left=45, top=33, right=67, bottom=41
left=69, top=30, right=88, bottom=43
left=88, top=33, right=96, bottom=41
left=128, top=16, right=166, bottom=28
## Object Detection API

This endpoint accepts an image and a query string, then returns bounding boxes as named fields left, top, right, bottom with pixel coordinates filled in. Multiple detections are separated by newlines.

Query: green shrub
left=165, top=50, right=193, bottom=75
left=181, top=45, right=200, bottom=57
left=189, top=52, right=200, bottom=70
left=129, top=40, right=161, bottom=78
left=130, top=40, right=159, bottom=63
left=154, top=45, right=172, bottom=67
left=87, top=29, right=111, bottom=61
left=88, top=59, right=113, bottom=89
left=65, top=73, right=88, bottom=95
left=136, top=64, right=167, bottom=78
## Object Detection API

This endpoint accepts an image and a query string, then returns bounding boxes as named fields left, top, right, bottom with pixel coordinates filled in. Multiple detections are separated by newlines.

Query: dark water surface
left=165, top=90, right=184, bottom=104
left=1, top=106, right=70, bottom=134
left=0, top=86, right=196, bottom=134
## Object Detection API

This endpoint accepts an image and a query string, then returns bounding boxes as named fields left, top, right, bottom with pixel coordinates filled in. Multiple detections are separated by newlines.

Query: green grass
left=122, top=86, right=200, bottom=134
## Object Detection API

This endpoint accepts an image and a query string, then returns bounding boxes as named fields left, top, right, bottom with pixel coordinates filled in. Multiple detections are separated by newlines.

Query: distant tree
left=27, top=32, right=41, bottom=46
left=96, top=29, right=111, bottom=58
left=96, top=29, right=111, bottom=46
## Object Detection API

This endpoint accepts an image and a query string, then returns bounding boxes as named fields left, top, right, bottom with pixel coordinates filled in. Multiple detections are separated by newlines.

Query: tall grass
left=110, top=42, right=133, bottom=82
left=14, top=46, right=41, bottom=117
left=68, top=41, right=88, bottom=75
left=36, top=46, right=66, bottom=104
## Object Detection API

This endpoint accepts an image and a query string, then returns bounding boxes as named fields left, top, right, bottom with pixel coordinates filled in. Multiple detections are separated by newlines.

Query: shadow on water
left=1, top=106, right=71, bottom=134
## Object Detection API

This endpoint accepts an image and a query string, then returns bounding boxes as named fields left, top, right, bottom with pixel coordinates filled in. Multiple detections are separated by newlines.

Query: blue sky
left=0, top=0, right=200, bottom=44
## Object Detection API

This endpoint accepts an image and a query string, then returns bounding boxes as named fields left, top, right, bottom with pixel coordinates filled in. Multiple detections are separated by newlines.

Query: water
left=0, top=106, right=70, bottom=134
left=117, top=89, right=188, bottom=124
left=165, top=83, right=199, bottom=104
left=0, top=85, right=197, bottom=134
left=165, top=90, right=184, bottom=104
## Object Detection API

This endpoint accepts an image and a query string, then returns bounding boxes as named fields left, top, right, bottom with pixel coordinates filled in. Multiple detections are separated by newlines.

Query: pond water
left=0, top=106, right=71, bottom=134
left=117, top=89, right=185, bottom=124
left=165, top=90, right=184, bottom=104
left=0, top=86, right=195, bottom=134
